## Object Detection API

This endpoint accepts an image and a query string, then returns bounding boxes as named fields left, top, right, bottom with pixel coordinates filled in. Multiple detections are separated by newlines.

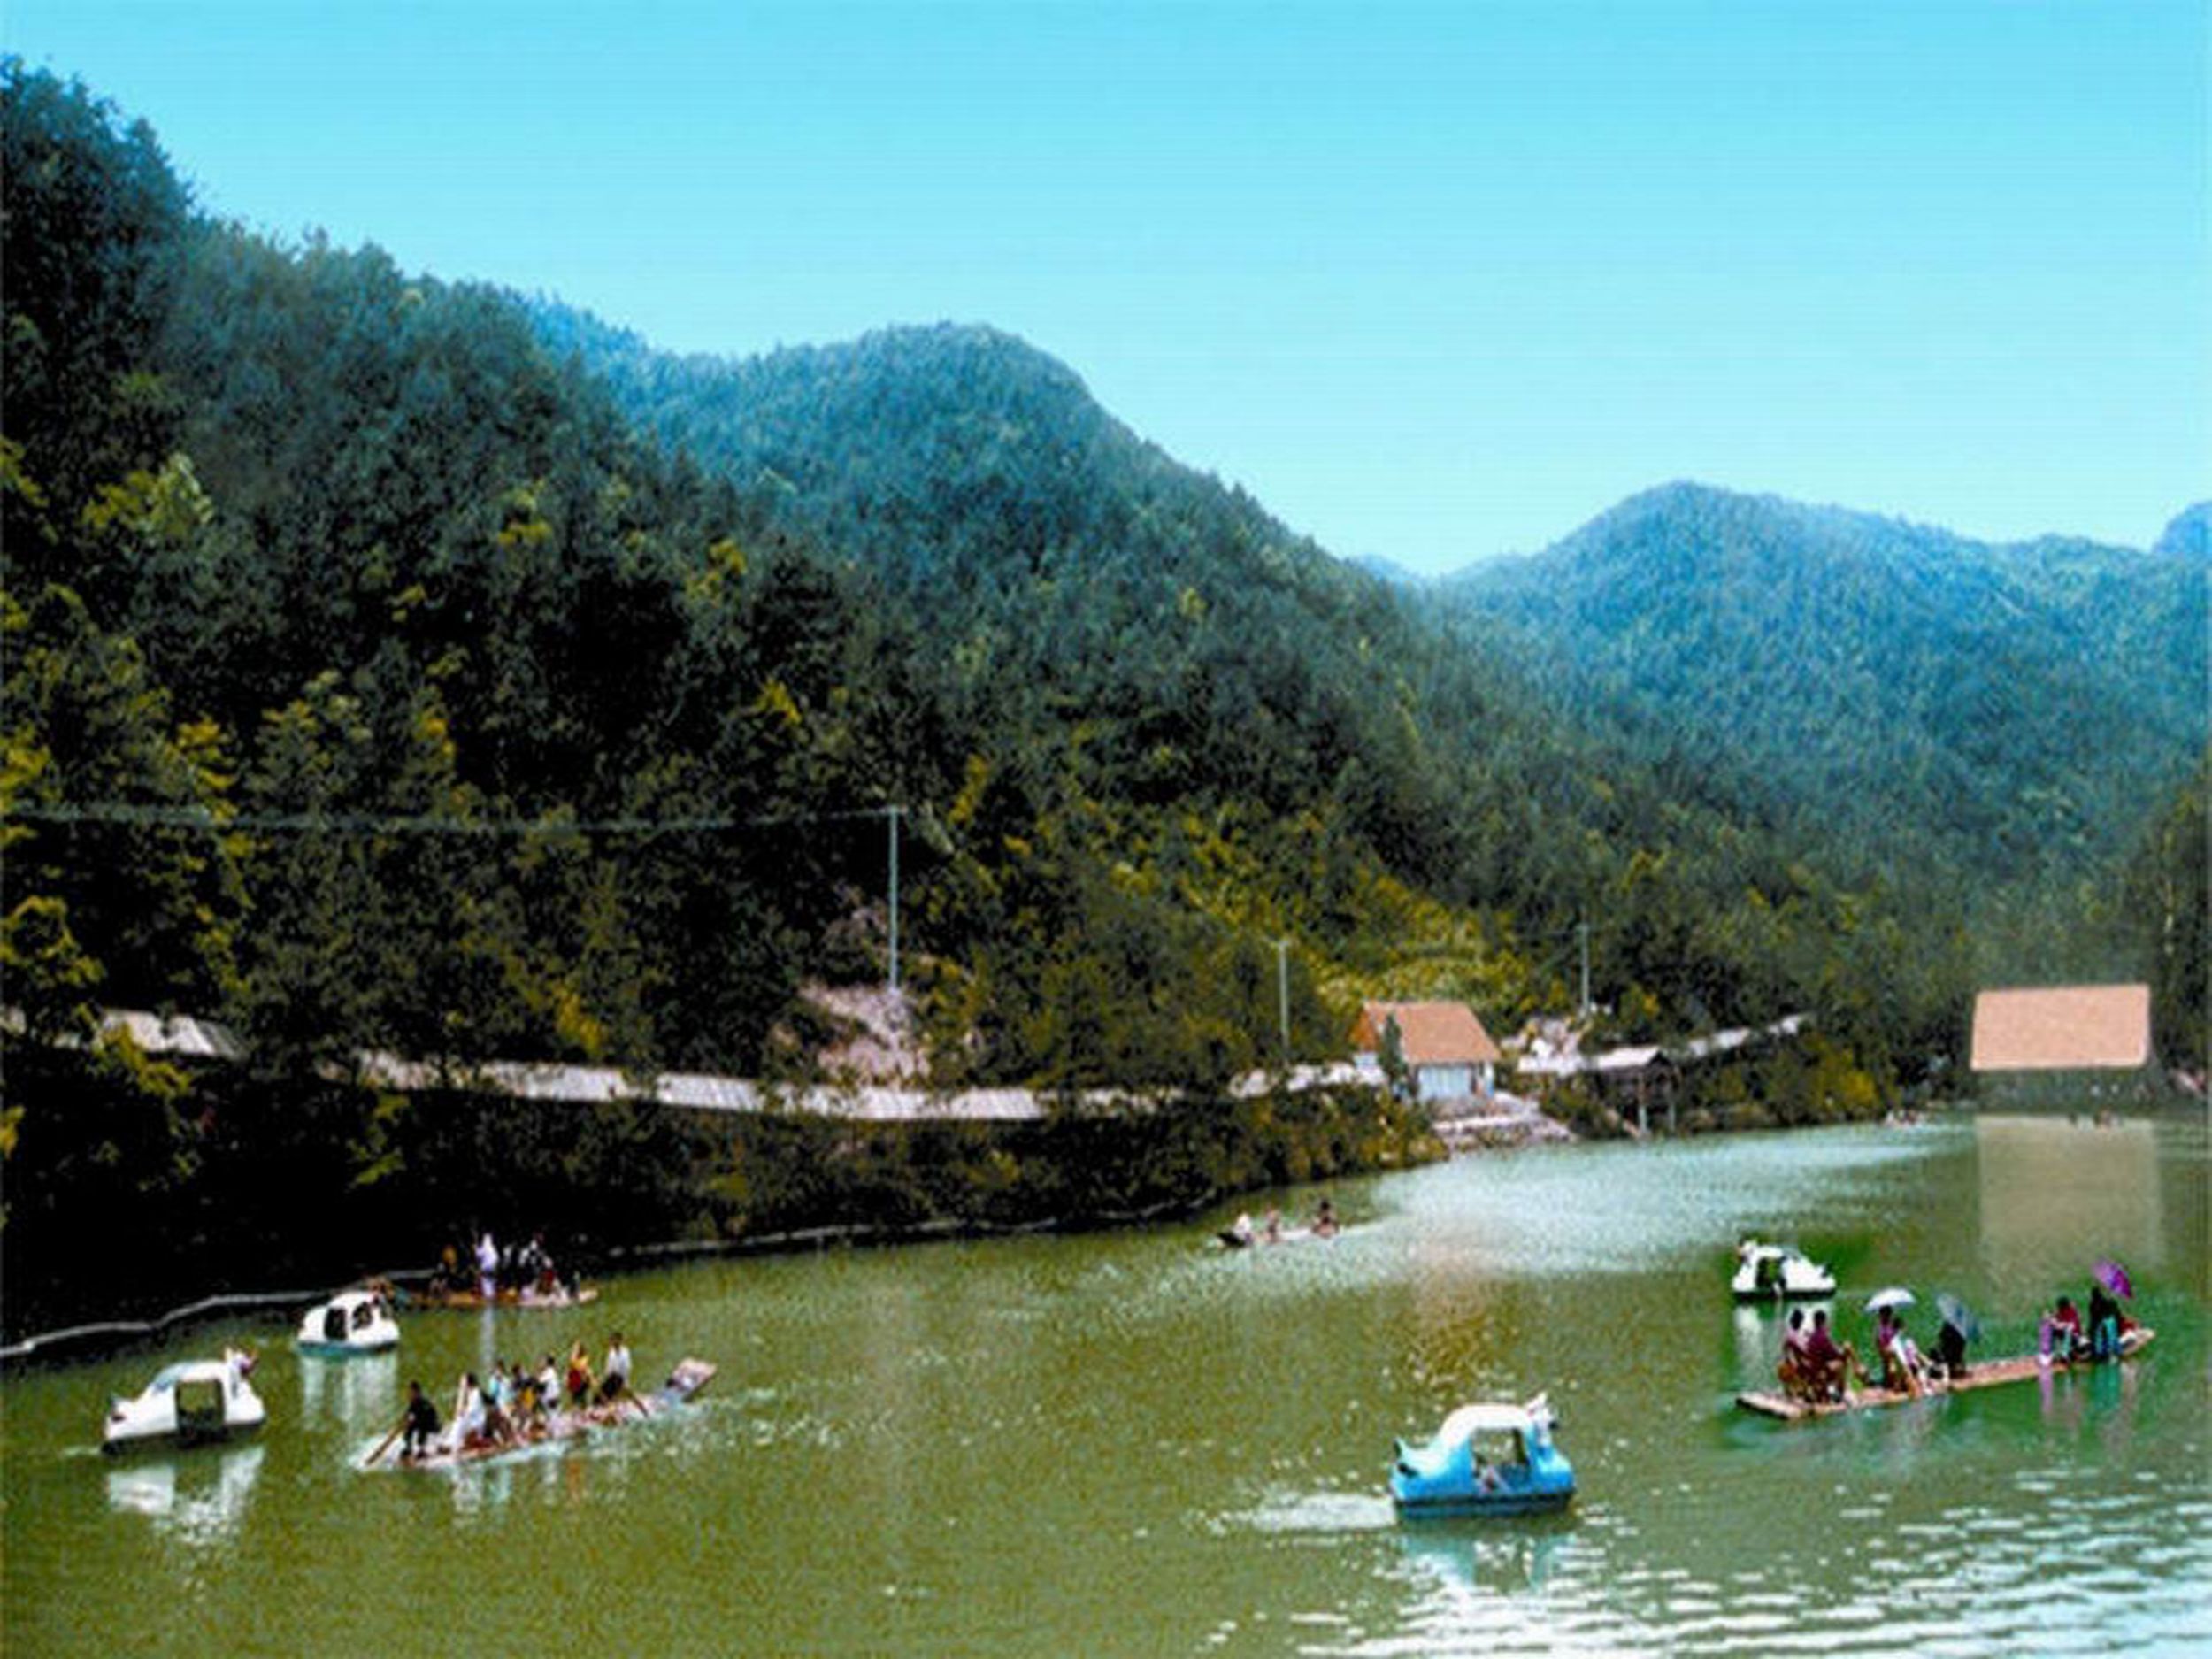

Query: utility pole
left=1578, top=918, right=1591, bottom=1020
left=887, top=804, right=902, bottom=997
left=1277, top=938, right=1291, bottom=1063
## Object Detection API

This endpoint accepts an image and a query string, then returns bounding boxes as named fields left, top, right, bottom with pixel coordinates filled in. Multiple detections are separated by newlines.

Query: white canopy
left=1430, top=1394, right=1553, bottom=1444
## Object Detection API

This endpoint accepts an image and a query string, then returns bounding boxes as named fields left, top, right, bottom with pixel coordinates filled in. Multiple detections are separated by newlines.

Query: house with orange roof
left=1350, top=1000, right=1502, bottom=1103
left=1970, top=984, right=2153, bottom=1072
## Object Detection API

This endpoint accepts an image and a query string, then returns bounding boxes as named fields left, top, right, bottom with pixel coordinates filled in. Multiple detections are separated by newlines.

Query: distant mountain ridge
left=534, top=310, right=1299, bottom=597
left=1441, top=480, right=2207, bottom=883
left=539, top=301, right=2203, bottom=899
left=2154, top=501, right=2211, bottom=559
left=12, top=58, right=2206, bottom=1346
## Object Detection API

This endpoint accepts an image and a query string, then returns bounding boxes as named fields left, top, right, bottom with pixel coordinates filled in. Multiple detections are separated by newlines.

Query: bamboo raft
left=403, top=1284, right=600, bottom=1311
left=373, top=1358, right=716, bottom=1470
left=1736, top=1328, right=2155, bottom=1420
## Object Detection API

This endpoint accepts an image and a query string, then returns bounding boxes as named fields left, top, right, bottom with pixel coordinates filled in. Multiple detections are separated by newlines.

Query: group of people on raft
left=426, top=1229, right=577, bottom=1302
left=1774, top=1271, right=2137, bottom=1404
left=396, top=1333, right=637, bottom=1460
left=2039, top=1281, right=2133, bottom=1364
left=1223, top=1197, right=1339, bottom=1248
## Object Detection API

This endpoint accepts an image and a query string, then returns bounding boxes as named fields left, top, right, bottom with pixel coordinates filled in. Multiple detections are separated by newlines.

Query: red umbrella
left=2094, top=1258, right=2133, bottom=1299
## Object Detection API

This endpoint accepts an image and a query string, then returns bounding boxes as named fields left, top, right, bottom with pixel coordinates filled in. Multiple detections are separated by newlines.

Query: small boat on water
left=1216, top=1204, right=1341, bottom=1249
left=374, top=1357, right=717, bottom=1471
left=1217, top=1225, right=1328, bottom=1249
left=1390, top=1394, right=1575, bottom=1518
left=403, top=1282, right=599, bottom=1311
left=104, top=1349, right=266, bottom=1454
left=296, top=1288, right=400, bottom=1357
left=1737, top=1326, right=2157, bottom=1420
left=1732, top=1240, right=1836, bottom=1301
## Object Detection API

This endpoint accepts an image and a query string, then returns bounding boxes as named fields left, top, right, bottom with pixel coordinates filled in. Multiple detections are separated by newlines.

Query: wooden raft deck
left=404, top=1285, right=600, bottom=1311
left=377, top=1359, right=716, bottom=1470
left=1736, top=1328, right=2155, bottom=1421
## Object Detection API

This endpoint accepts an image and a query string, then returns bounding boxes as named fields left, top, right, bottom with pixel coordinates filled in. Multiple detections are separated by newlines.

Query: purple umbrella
left=2094, top=1259, right=2133, bottom=1300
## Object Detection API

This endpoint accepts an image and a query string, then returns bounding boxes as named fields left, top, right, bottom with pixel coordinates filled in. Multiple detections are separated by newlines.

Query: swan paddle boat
left=296, top=1287, right=400, bottom=1357
left=104, top=1349, right=265, bottom=1454
left=1732, top=1240, right=1836, bottom=1300
left=1390, top=1394, right=1575, bottom=1518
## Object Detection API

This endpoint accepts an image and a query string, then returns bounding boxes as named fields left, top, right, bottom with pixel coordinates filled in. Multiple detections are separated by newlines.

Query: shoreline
left=17, top=1094, right=2171, bottom=1365
left=0, top=1067, right=1441, bottom=1361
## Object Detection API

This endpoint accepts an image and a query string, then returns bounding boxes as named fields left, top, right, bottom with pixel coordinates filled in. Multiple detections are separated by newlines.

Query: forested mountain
left=2154, top=502, right=2211, bottom=560
left=12, top=65, right=2203, bottom=1340
left=11, top=62, right=2194, bottom=1141
left=1436, top=483, right=2208, bottom=897
left=534, top=305, right=2002, bottom=1069
left=4, top=65, right=933, bottom=1085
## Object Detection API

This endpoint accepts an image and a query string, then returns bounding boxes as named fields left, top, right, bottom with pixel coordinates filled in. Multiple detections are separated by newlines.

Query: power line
left=2, top=801, right=900, bottom=837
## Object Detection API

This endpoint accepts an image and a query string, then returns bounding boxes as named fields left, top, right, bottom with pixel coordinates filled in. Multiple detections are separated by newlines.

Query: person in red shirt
left=2045, top=1296, right=2084, bottom=1363
left=1799, top=1309, right=1866, bottom=1401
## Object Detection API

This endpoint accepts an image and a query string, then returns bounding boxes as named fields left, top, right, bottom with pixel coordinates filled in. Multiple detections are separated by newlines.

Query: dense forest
left=530, top=305, right=2205, bottom=1075
left=3, top=66, right=2202, bottom=1327
left=1436, top=483, right=2206, bottom=902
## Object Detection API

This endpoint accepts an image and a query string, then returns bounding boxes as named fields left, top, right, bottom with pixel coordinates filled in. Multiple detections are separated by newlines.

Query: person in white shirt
left=598, top=1333, right=633, bottom=1403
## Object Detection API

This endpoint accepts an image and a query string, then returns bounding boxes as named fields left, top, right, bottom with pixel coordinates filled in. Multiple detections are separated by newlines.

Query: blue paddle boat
left=1390, top=1394, right=1574, bottom=1518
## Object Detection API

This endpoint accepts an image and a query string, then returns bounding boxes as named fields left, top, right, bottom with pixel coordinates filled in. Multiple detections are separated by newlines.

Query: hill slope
left=1440, top=482, right=2207, bottom=888
left=19, top=62, right=2162, bottom=1117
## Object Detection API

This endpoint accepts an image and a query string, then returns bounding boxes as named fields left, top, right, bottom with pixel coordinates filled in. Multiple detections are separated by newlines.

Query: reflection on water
left=1976, top=1117, right=2162, bottom=1301
left=104, top=1443, right=264, bottom=1547
left=1395, top=1511, right=1575, bottom=1595
left=2035, top=1353, right=2142, bottom=1448
left=296, top=1348, right=399, bottom=1429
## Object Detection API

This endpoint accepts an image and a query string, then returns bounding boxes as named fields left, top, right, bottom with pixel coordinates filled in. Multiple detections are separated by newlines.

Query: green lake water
left=4, top=1111, right=2207, bottom=1655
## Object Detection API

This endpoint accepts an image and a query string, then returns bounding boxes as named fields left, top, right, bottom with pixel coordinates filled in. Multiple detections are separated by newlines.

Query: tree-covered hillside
left=2154, top=501, right=2210, bottom=560
left=1439, top=482, right=2207, bottom=901
left=538, top=304, right=2004, bottom=1074
left=17, top=61, right=2165, bottom=1129
left=4, top=66, right=943, bottom=1085
left=15, top=65, right=2201, bottom=1334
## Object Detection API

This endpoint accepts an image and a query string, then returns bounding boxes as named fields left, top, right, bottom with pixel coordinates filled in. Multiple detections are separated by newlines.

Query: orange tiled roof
left=1970, top=984, right=2152, bottom=1071
left=1351, top=1001, right=1502, bottom=1066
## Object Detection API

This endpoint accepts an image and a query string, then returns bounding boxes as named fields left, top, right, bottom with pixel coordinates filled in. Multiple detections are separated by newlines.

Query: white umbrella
left=1863, top=1286, right=1916, bottom=1313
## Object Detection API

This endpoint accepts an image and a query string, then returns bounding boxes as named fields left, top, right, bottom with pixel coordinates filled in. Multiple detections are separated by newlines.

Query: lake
left=4, top=1111, right=2205, bottom=1655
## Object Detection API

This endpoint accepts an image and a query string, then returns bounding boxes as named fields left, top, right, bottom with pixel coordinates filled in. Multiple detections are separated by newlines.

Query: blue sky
left=8, top=1, right=2206, bottom=571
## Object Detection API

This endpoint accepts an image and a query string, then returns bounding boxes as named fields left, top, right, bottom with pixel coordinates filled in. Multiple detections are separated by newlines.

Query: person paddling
left=401, top=1380, right=441, bottom=1460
